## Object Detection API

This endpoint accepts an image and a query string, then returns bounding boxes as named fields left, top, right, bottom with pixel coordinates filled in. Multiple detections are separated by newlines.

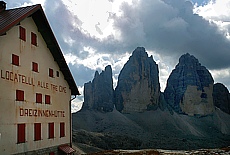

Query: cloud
left=194, top=0, right=230, bottom=21
left=71, top=97, right=83, bottom=113
left=6, top=0, right=31, bottom=8
left=95, top=22, right=103, bottom=35
left=68, top=63, right=95, bottom=87
left=42, top=0, right=230, bottom=71
left=110, top=0, right=230, bottom=70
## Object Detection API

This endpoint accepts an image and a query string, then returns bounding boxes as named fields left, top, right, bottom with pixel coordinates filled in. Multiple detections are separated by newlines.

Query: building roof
left=0, top=3, right=80, bottom=95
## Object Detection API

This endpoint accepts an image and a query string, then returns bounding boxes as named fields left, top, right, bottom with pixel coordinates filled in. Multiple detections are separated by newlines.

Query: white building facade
left=0, top=1, right=80, bottom=154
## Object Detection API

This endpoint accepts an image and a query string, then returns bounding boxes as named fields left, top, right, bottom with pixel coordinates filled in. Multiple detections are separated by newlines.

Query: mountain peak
left=164, top=53, right=214, bottom=115
left=82, top=65, right=114, bottom=112
left=132, top=47, right=147, bottom=55
left=178, top=53, right=200, bottom=67
left=115, top=47, right=160, bottom=113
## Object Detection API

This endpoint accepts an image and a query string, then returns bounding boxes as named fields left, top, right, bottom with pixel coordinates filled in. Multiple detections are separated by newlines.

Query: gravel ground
left=73, top=144, right=230, bottom=155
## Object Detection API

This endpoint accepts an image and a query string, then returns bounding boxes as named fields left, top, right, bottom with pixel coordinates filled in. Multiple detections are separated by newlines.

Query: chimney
left=0, top=1, right=6, bottom=13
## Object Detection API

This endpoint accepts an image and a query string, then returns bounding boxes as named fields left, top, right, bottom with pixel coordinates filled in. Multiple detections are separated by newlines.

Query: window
left=36, top=93, right=42, bottom=103
left=49, top=68, right=53, bottom=77
left=56, top=71, right=59, bottom=77
left=32, top=62, right=38, bottom=72
left=17, top=124, right=25, bottom=143
left=16, top=90, right=24, bottom=101
left=31, top=32, right=37, bottom=46
left=19, top=26, right=26, bottom=41
left=45, top=95, right=50, bottom=104
left=60, top=122, right=65, bottom=137
left=34, top=123, right=41, bottom=141
left=12, top=54, right=19, bottom=66
left=49, top=152, right=55, bottom=155
left=48, top=123, right=54, bottom=139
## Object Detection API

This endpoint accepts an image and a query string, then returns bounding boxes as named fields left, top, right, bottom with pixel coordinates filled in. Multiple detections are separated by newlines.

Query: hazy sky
left=6, top=0, right=230, bottom=112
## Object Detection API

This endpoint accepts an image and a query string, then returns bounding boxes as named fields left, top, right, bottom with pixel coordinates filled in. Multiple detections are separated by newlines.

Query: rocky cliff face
left=164, top=53, right=214, bottom=116
left=114, top=47, right=160, bottom=113
left=213, top=83, right=230, bottom=114
left=82, top=65, right=114, bottom=112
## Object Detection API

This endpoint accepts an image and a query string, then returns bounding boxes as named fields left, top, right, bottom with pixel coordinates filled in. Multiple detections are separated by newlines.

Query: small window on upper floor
left=36, top=93, right=42, bottom=103
left=19, top=26, right=26, bottom=41
left=31, top=32, right=37, bottom=46
left=49, top=68, right=53, bottom=77
left=16, top=90, right=24, bottom=101
left=12, top=54, right=19, bottom=66
left=45, top=95, right=51, bottom=104
left=32, top=62, right=38, bottom=72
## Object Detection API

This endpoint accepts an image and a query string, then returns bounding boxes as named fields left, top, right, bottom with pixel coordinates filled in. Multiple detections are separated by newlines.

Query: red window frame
left=49, top=68, right=53, bottom=77
left=19, top=26, right=26, bottom=41
left=12, top=54, right=19, bottom=66
left=17, top=124, right=26, bottom=143
left=60, top=122, right=65, bottom=137
left=16, top=90, right=24, bottom=101
left=34, top=123, right=41, bottom=141
left=31, top=32, right=37, bottom=46
left=36, top=93, right=42, bottom=103
left=49, top=152, right=55, bottom=155
left=45, top=95, right=51, bottom=104
left=48, top=122, right=54, bottom=139
left=32, top=62, right=38, bottom=72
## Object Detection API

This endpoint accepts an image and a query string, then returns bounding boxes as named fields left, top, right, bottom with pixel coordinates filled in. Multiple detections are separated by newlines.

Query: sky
left=5, top=0, right=230, bottom=112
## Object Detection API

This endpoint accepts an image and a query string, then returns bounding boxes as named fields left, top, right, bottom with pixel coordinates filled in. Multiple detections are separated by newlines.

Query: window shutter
left=31, top=32, right=37, bottom=46
left=36, top=93, right=42, bottom=103
left=60, top=122, right=65, bottom=137
left=12, top=54, right=19, bottom=66
left=34, top=123, right=41, bottom=141
left=49, top=122, right=54, bottom=139
left=49, top=68, right=53, bottom=77
left=16, top=90, right=24, bottom=101
left=17, top=124, right=25, bottom=143
left=19, top=26, right=26, bottom=41
left=32, top=62, right=38, bottom=72
left=45, top=95, right=50, bottom=104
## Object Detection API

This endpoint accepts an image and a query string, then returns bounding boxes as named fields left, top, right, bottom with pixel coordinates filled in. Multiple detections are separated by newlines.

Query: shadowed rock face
left=114, top=47, right=160, bottom=113
left=213, top=83, right=230, bottom=114
left=82, top=65, right=114, bottom=112
left=164, top=53, right=214, bottom=116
